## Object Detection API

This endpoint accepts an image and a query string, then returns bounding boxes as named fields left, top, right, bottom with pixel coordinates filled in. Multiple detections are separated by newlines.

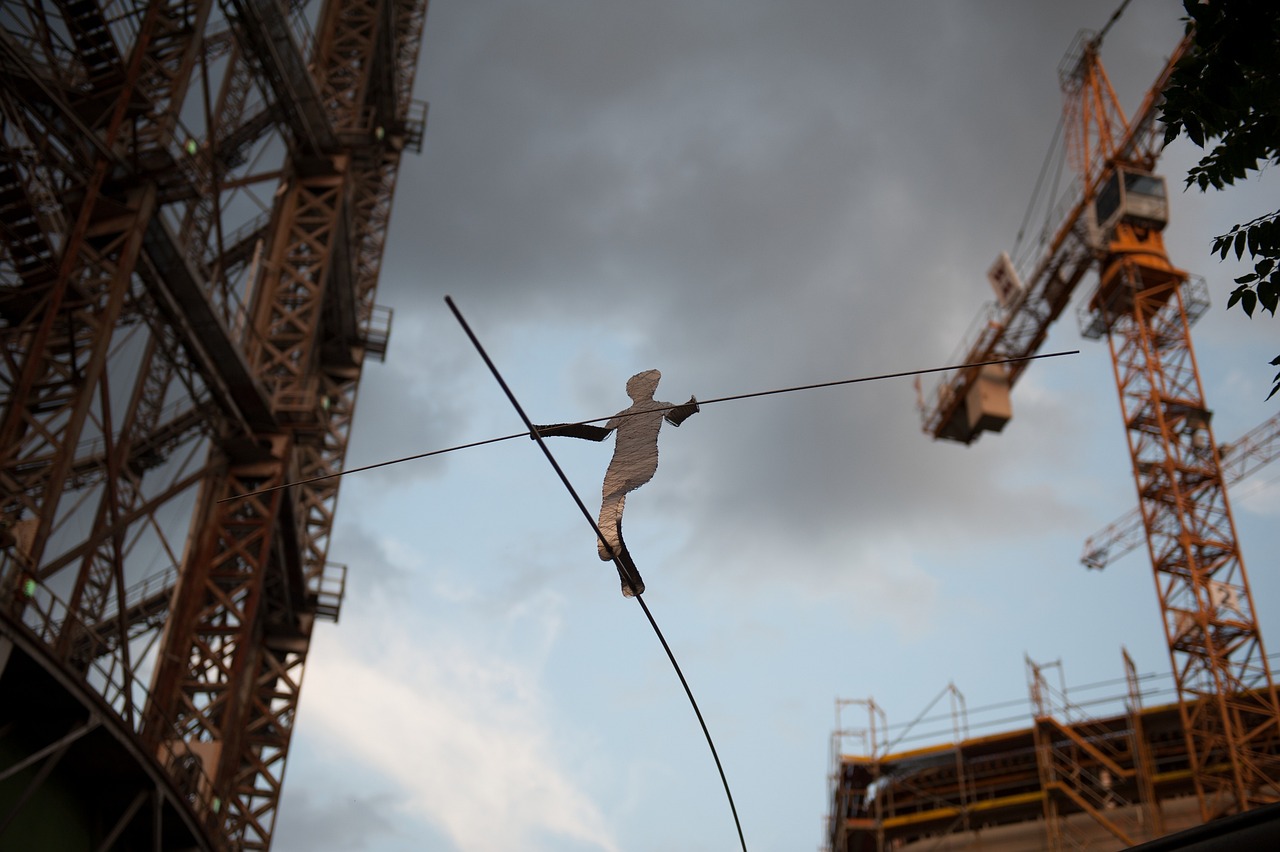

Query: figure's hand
left=529, top=425, right=546, bottom=440
left=666, top=396, right=699, bottom=426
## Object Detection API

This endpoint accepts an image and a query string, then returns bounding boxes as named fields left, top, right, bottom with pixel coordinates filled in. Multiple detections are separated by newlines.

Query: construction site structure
left=915, top=19, right=1280, bottom=830
left=825, top=654, right=1280, bottom=852
left=0, top=0, right=428, bottom=848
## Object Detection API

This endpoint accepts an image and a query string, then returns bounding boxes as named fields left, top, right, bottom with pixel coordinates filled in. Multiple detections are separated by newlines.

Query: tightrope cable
left=218, top=349, right=1078, bottom=502
left=445, top=295, right=749, bottom=852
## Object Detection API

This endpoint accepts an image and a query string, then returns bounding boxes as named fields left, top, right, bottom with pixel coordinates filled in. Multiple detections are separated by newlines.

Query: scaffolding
left=827, top=653, right=1280, bottom=852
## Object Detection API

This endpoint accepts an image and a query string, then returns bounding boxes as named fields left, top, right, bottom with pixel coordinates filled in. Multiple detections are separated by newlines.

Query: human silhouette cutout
left=533, top=370, right=698, bottom=596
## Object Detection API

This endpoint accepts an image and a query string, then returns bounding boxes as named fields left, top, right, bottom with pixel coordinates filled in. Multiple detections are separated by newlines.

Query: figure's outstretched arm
left=664, top=396, right=699, bottom=426
left=531, top=423, right=612, bottom=441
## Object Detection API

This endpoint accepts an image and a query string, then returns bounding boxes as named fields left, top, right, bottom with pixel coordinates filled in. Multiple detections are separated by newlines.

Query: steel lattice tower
left=1066, top=36, right=1280, bottom=822
left=0, top=0, right=428, bottom=848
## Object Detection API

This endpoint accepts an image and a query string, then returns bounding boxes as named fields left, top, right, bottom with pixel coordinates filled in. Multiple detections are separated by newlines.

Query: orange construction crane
left=919, top=25, right=1280, bottom=824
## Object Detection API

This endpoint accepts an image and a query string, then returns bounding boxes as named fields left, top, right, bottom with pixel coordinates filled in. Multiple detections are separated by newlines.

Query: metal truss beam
left=223, top=0, right=335, bottom=154
left=140, top=216, right=275, bottom=431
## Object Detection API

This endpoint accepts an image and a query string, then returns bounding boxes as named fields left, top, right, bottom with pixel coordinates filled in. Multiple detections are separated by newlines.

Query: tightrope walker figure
left=533, top=369, right=698, bottom=596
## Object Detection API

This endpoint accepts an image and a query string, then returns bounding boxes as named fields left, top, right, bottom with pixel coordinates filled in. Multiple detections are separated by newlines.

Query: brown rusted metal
left=1, top=0, right=429, bottom=847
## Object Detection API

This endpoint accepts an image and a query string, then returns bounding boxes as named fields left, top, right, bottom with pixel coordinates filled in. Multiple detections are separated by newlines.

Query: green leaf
left=1260, top=218, right=1279, bottom=252
left=1241, top=288, right=1258, bottom=317
left=1235, top=273, right=1259, bottom=284
left=1258, top=279, right=1279, bottom=316
left=1236, top=229, right=1248, bottom=260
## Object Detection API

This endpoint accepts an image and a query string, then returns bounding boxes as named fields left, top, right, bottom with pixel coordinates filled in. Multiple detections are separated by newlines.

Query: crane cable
left=1011, top=109, right=1068, bottom=271
left=1096, top=0, right=1134, bottom=47
left=1010, top=0, right=1133, bottom=272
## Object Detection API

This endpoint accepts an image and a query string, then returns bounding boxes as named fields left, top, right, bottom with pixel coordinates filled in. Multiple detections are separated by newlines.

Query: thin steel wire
left=445, top=295, right=749, bottom=852
left=218, top=349, right=1079, bottom=502
left=1012, top=108, right=1068, bottom=267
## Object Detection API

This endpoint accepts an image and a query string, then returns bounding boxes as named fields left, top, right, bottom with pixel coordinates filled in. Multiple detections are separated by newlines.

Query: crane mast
left=922, top=29, right=1280, bottom=825
left=0, top=0, right=428, bottom=847
left=1082, top=410, right=1280, bottom=570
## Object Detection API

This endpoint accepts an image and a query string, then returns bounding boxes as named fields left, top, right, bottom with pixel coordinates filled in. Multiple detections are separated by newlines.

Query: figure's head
left=626, top=370, right=661, bottom=401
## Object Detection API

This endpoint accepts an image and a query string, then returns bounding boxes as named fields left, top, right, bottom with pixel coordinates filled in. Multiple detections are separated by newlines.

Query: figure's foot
left=598, top=540, right=616, bottom=561
left=617, top=547, right=644, bottom=597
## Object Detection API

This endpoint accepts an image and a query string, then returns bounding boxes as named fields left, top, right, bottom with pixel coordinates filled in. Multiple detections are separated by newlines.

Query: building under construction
left=0, top=0, right=427, bottom=848
left=829, top=402, right=1280, bottom=852
left=826, top=655, right=1280, bottom=851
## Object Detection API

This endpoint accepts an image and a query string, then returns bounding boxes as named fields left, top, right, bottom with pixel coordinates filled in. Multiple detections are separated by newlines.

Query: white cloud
left=301, top=608, right=619, bottom=852
left=1232, top=470, right=1280, bottom=519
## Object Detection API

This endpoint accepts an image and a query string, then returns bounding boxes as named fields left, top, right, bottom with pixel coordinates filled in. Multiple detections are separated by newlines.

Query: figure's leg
left=597, top=491, right=625, bottom=561
left=598, top=492, right=643, bottom=595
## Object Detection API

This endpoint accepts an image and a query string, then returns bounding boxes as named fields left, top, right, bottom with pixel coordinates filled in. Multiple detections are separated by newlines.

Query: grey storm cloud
left=357, top=0, right=1190, bottom=596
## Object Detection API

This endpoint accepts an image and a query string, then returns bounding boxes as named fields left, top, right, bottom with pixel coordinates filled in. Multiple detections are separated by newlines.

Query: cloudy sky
left=272, top=2, right=1280, bottom=850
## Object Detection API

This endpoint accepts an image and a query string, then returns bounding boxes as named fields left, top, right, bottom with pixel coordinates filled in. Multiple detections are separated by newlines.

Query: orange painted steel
left=1082, top=410, right=1280, bottom=570
left=1067, top=34, right=1279, bottom=822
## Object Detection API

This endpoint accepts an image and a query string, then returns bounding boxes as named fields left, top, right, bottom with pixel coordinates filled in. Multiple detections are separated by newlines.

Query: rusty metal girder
left=223, top=0, right=335, bottom=154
